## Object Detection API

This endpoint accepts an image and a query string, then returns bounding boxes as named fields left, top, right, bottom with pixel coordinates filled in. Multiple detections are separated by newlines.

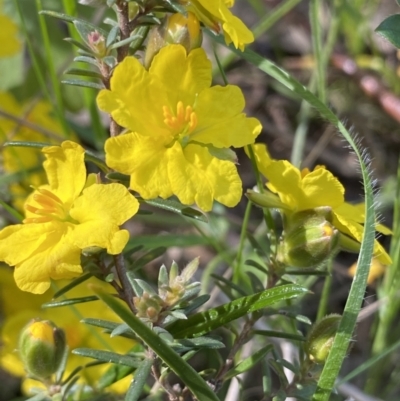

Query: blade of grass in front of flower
left=125, top=357, right=153, bottom=401
left=168, top=284, right=308, bottom=338
left=367, top=156, right=400, bottom=392
left=92, top=287, right=220, bottom=401
left=52, top=273, right=93, bottom=299
left=35, top=0, right=70, bottom=138
left=217, top=42, right=376, bottom=400
left=0, top=199, right=23, bottom=222
left=223, top=344, right=273, bottom=381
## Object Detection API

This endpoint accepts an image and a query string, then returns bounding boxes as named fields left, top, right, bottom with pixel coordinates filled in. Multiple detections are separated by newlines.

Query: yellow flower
left=248, top=144, right=392, bottom=265
left=0, top=141, right=139, bottom=294
left=0, top=10, right=20, bottom=57
left=98, top=45, right=261, bottom=211
left=0, top=92, right=73, bottom=210
left=179, top=0, right=253, bottom=50
left=0, top=268, right=133, bottom=394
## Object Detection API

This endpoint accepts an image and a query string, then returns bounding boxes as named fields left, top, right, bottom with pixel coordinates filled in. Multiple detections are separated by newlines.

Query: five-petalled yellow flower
left=98, top=45, right=261, bottom=211
left=0, top=141, right=139, bottom=294
left=247, top=144, right=392, bottom=265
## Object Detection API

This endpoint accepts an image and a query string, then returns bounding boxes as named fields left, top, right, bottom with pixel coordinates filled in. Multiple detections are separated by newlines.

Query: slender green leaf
left=224, top=344, right=273, bottom=381
left=3, top=141, right=50, bottom=149
left=129, top=247, right=166, bottom=271
left=74, top=55, right=98, bottom=66
left=64, top=67, right=103, bottom=79
left=139, top=197, right=208, bottom=222
left=61, top=79, right=104, bottom=90
left=0, top=199, right=23, bottom=222
left=72, top=348, right=142, bottom=368
left=92, top=288, right=220, bottom=401
left=125, top=358, right=153, bottom=401
left=52, top=273, right=93, bottom=299
left=168, top=284, right=308, bottom=338
left=42, top=295, right=99, bottom=308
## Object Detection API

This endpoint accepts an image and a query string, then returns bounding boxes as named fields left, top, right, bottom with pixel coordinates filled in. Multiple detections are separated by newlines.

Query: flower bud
left=19, top=319, right=66, bottom=380
left=87, top=31, right=107, bottom=57
left=305, top=314, right=341, bottom=364
left=133, top=292, right=164, bottom=323
left=144, top=12, right=202, bottom=68
left=279, top=207, right=340, bottom=268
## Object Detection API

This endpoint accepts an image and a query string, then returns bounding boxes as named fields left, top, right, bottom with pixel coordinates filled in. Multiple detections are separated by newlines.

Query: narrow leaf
left=42, top=295, right=99, bottom=308
left=72, top=348, right=142, bottom=368
left=224, top=344, right=273, bottom=380
left=168, top=284, right=308, bottom=338
left=52, top=273, right=93, bottom=299
left=125, top=358, right=153, bottom=401
left=139, top=197, right=208, bottom=222
left=61, top=79, right=104, bottom=90
left=64, top=67, right=103, bottom=79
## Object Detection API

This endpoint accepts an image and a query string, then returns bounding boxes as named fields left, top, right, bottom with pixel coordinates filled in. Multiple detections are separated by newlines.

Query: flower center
left=163, top=101, right=198, bottom=143
left=23, top=188, right=71, bottom=224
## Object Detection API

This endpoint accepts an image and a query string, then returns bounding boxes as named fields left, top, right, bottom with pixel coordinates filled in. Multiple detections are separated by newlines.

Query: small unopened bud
left=87, top=31, right=106, bottom=57
left=19, top=319, right=66, bottom=380
left=144, top=12, right=202, bottom=68
left=133, top=292, right=164, bottom=323
left=305, top=314, right=341, bottom=364
left=279, top=207, right=340, bottom=268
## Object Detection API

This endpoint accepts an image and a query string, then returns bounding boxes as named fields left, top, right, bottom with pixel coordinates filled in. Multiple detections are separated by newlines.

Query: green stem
left=316, top=256, right=334, bottom=321
left=309, top=0, right=326, bottom=103
left=233, top=201, right=252, bottom=284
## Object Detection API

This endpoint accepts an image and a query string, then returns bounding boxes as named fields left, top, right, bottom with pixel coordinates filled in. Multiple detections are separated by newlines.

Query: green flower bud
left=19, top=319, right=66, bottom=380
left=144, top=12, right=202, bottom=68
left=279, top=207, right=340, bottom=268
left=305, top=314, right=341, bottom=364
left=133, top=292, right=164, bottom=323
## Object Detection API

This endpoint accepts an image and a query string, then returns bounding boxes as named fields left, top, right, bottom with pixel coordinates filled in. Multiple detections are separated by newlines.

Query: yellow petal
left=13, top=228, right=82, bottom=294
left=42, top=141, right=86, bottom=205
left=192, top=86, right=261, bottom=147
left=248, top=143, right=273, bottom=178
left=266, top=160, right=344, bottom=211
left=150, top=45, right=211, bottom=99
left=69, top=183, right=138, bottom=254
left=105, top=133, right=173, bottom=199
left=169, top=144, right=242, bottom=211
left=333, top=212, right=392, bottom=265
left=0, top=224, right=49, bottom=266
